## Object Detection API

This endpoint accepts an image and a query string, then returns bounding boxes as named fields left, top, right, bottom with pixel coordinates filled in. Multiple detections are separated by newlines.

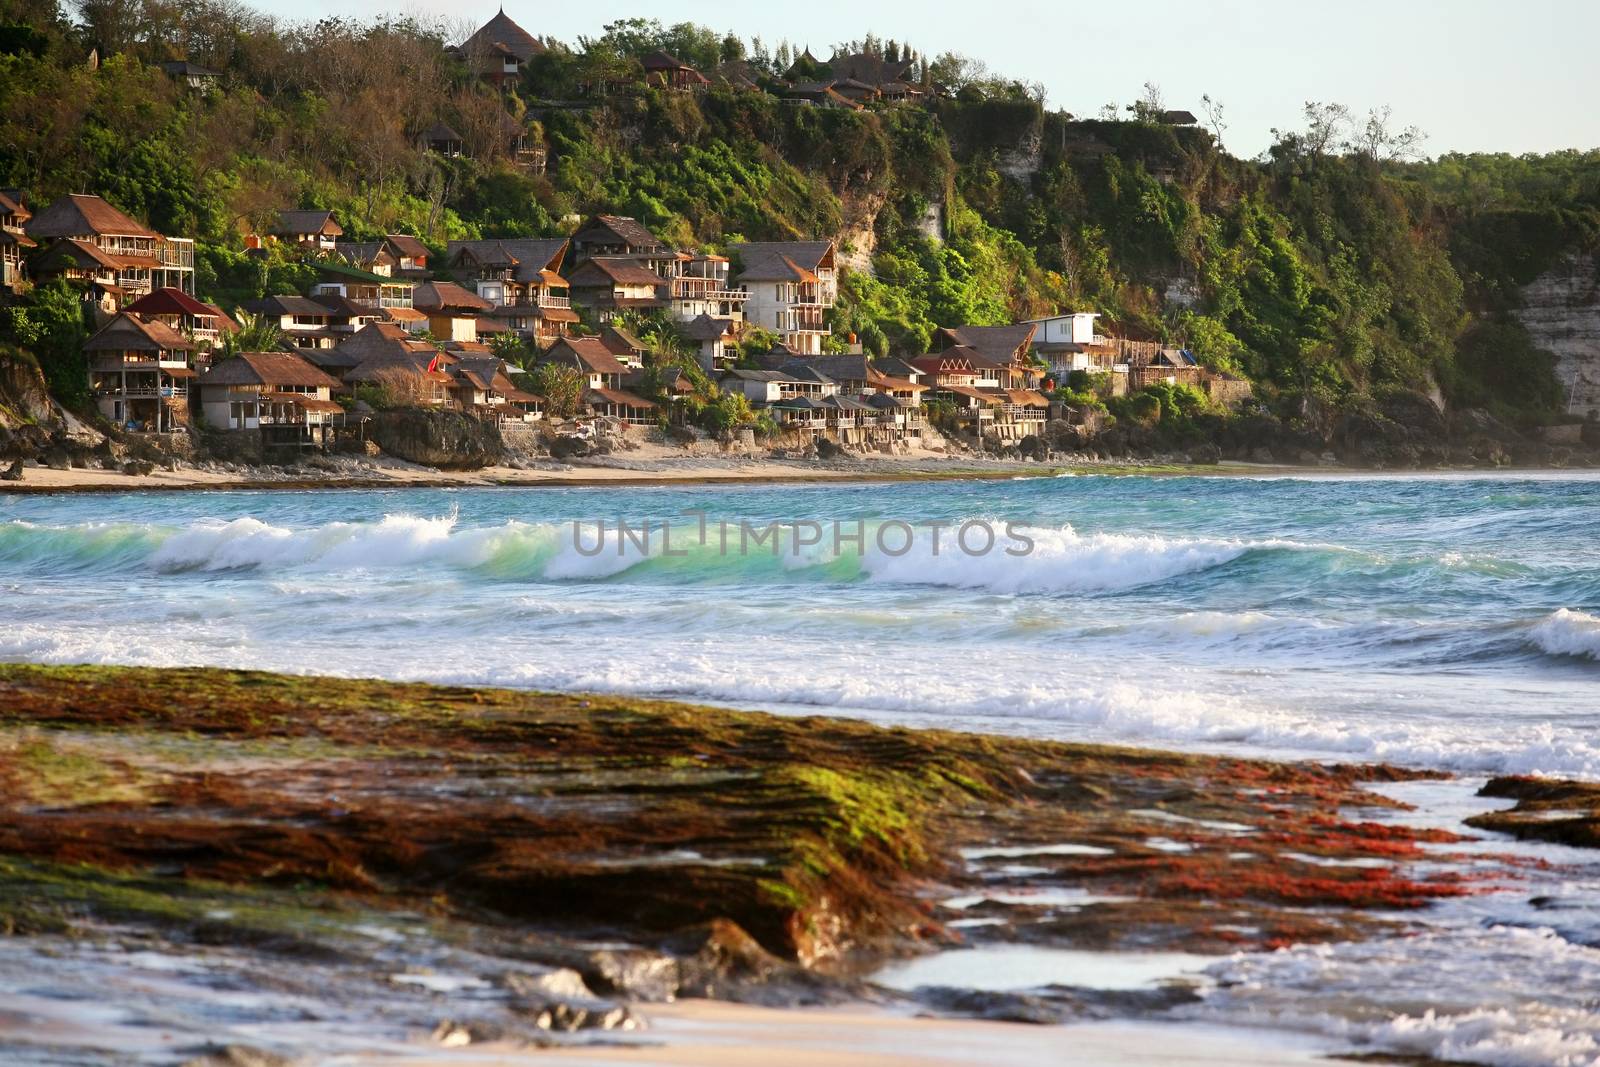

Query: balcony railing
left=99, top=385, right=187, bottom=399
left=159, top=239, right=195, bottom=268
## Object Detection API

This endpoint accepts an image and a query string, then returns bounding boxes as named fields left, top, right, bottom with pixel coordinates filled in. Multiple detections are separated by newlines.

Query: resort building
left=731, top=241, right=837, bottom=355
left=446, top=238, right=576, bottom=347
left=333, top=235, right=431, bottom=279
left=451, top=9, right=546, bottom=88
left=83, top=312, right=197, bottom=433
left=568, top=214, right=667, bottom=264
left=265, top=210, right=343, bottom=253
left=308, top=260, right=415, bottom=310
left=0, top=188, right=33, bottom=294
left=120, top=287, right=237, bottom=360
left=542, top=336, right=657, bottom=424
left=566, top=257, right=667, bottom=311
left=197, top=351, right=344, bottom=445
left=447, top=357, right=543, bottom=421
left=24, top=193, right=194, bottom=301
left=411, top=281, right=492, bottom=343
left=666, top=254, right=747, bottom=325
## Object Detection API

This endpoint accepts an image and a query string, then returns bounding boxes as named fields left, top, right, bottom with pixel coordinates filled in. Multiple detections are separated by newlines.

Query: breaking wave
left=0, top=514, right=1317, bottom=596
left=1528, top=609, right=1600, bottom=662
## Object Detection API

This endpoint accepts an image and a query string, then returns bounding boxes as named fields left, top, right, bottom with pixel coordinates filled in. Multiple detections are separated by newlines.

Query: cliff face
left=1518, top=252, right=1600, bottom=417
left=0, top=350, right=58, bottom=430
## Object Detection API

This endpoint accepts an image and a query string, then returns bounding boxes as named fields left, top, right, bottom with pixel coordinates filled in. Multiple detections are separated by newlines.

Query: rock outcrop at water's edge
left=369, top=407, right=504, bottom=469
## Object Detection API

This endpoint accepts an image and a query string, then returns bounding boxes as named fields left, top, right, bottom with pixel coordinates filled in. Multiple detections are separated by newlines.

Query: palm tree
left=218, top=310, right=284, bottom=359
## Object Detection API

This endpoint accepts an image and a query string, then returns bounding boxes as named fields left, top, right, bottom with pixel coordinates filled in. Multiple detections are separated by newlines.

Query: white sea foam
left=859, top=523, right=1292, bottom=595
left=1191, top=927, right=1600, bottom=1067
left=1528, top=609, right=1600, bottom=662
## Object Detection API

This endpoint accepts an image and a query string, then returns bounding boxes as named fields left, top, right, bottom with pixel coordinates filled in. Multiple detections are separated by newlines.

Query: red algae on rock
left=0, top=664, right=1486, bottom=976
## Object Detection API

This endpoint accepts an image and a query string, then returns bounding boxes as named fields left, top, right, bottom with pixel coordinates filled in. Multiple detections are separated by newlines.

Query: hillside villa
left=26, top=181, right=1247, bottom=454
left=732, top=240, right=837, bottom=355
left=84, top=311, right=197, bottom=433
left=197, top=350, right=344, bottom=448
left=24, top=193, right=194, bottom=304
left=0, top=188, right=33, bottom=295
left=121, top=287, right=238, bottom=355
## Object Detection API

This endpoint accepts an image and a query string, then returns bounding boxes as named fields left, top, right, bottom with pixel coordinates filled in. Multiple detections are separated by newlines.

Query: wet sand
left=360, top=1001, right=1336, bottom=1067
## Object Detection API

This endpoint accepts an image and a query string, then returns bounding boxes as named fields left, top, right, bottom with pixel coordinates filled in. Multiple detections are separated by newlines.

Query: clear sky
left=282, top=0, right=1599, bottom=157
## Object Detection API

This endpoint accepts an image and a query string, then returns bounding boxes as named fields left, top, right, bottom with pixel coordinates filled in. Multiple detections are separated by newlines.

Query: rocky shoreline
left=1, top=665, right=1592, bottom=1063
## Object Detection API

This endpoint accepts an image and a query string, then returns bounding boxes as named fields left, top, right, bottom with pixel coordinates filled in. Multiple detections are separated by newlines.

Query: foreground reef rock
left=0, top=664, right=1486, bottom=973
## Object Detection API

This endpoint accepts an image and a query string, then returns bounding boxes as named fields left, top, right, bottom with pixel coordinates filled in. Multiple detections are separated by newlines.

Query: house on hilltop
left=452, top=8, right=546, bottom=88
left=264, top=210, right=343, bottom=253
left=160, top=60, right=220, bottom=92
left=640, top=51, right=709, bottom=91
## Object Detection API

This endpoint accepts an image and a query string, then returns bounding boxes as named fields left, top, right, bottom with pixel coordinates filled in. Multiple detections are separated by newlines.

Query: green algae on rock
left=0, top=664, right=1476, bottom=975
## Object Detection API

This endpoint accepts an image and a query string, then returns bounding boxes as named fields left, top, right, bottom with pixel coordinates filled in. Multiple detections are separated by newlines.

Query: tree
left=532, top=362, right=584, bottom=417
left=1127, top=81, right=1165, bottom=123
left=1351, top=106, right=1428, bottom=163
left=218, top=309, right=282, bottom=357
left=701, top=390, right=752, bottom=433
left=1200, top=93, right=1227, bottom=148
left=1302, top=101, right=1352, bottom=157
left=1, top=280, right=90, bottom=407
left=488, top=331, right=529, bottom=366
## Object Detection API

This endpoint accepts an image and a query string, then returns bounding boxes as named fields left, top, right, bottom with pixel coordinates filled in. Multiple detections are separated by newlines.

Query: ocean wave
left=1, top=514, right=1323, bottom=595
left=1528, top=609, right=1600, bottom=662
left=857, top=524, right=1284, bottom=595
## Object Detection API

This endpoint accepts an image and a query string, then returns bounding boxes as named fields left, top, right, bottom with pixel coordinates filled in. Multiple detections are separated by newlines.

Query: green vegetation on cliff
left=2, top=4, right=1598, bottom=426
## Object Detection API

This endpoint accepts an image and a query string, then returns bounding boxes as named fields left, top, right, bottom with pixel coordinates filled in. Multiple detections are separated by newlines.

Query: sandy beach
left=360, top=1001, right=1338, bottom=1067
left=0, top=434, right=1343, bottom=494
left=0, top=444, right=1093, bottom=493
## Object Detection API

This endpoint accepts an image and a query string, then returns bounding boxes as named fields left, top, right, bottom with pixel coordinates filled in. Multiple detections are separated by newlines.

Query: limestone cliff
left=1517, top=252, right=1600, bottom=417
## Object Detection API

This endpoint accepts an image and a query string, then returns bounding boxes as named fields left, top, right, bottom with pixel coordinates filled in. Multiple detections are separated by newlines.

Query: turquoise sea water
left=1, top=471, right=1596, bottom=777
